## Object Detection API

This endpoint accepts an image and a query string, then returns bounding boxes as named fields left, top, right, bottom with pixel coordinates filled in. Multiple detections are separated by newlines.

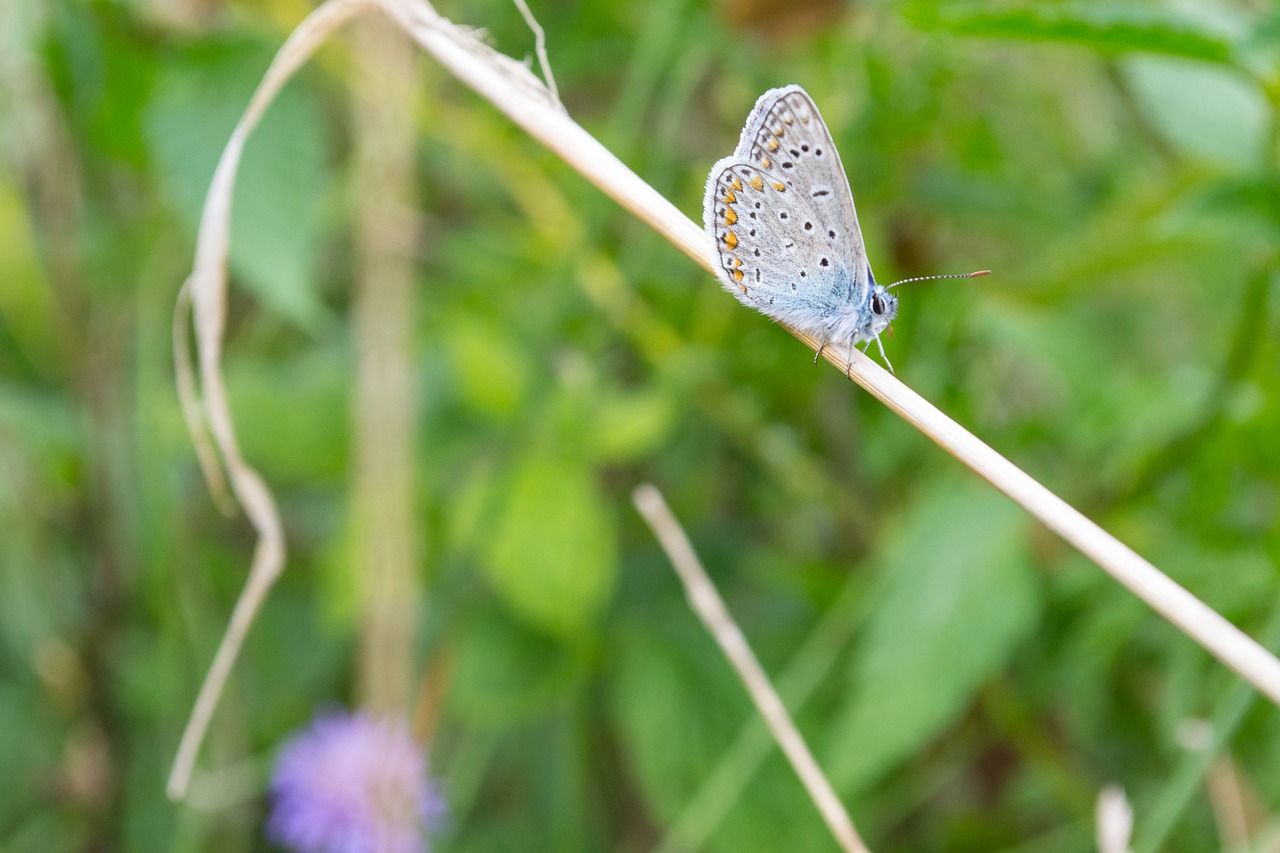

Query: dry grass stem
left=167, top=0, right=374, bottom=800
left=173, top=280, right=233, bottom=515
left=511, top=0, right=559, bottom=107
left=1205, top=756, right=1254, bottom=851
left=633, top=483, right=869, bottom=853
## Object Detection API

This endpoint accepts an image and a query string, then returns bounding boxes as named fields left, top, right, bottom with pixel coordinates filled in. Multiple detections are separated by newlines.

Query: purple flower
left=267, top=710, right=445, bottom=853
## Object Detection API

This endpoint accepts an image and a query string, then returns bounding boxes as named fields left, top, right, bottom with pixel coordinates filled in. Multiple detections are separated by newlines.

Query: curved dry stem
left=173, top=279, right=234, bottom=516
left=167, top=0, right=374, bottom=801
left=633, top=484, right=869, bottom=853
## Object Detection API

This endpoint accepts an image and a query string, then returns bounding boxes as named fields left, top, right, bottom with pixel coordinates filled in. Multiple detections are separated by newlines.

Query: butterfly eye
left=871, top=293, right=886, bottom=315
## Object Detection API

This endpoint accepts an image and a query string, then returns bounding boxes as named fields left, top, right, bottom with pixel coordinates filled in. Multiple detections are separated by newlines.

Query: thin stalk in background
left=633, top=483, right=869, bottom=853
left=351, top=13, right=422, bottom=717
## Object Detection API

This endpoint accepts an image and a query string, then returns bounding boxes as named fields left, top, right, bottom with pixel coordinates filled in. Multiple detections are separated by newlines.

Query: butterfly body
left=703, top=85, right=896, bottom=360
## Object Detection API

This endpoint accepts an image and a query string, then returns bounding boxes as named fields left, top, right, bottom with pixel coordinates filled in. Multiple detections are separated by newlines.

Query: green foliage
left=145, top=41, right=333, bottom=329
left=1126, top=56, right=1267, bottom=167
left=826, top=483, right=1040, bottom=792
left=481, top=450, right=617, bottom=637
left=906, top=3, right=1237, bottom=63
left=4, top=0, right=1280, bottom=851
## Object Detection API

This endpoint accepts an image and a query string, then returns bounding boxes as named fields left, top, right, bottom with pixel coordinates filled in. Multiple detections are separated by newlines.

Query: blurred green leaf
left=0, top=683, right=63, bottom=833
left=445, top=316, right=533, bottom=420
left=450, top=608, right=588, bottom=724
left=0, top=185, right=60, bottom=376
left=1169, top=176, right=1280, bottom=241
left=80, top=12, right=155, bottom=167
left=826, top=482, right=1040, bottom=791
left=907, top=3, right=1237, bottom=63
left=0, top=383, right=78, bottom=467
left=1125, top=56, right=1267, bottom=168
left=587, top=386, right=676, bottom=462
left=715, top=763, right=837, bottom=853
left=1237, top=8, right=1280, bottom=79
left=224, top=345, right=349, bottom=483
left=481, top=451, right=617, bottom=637
left=144, top=43, right=330, bottom=329
left=1154, top=537, right=1276, bottom=622
left=608, top=620, right=747, bottom=821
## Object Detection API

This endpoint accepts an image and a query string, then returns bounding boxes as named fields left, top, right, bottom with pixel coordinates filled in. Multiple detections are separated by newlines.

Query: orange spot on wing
left=767, top=138, right=779, bottom=152
left=725, top=208, right=737, bottom=225
left=723, top=190, right=736, bottom=204
left=731, top=177, right=742, bottom=191
left=772, top=182, right=786, bottom=191
left=761, top=156, right=771, bottom=168
left=724, top=231, right=738, bottom=250
left=749, top=175, right=764, bottom=191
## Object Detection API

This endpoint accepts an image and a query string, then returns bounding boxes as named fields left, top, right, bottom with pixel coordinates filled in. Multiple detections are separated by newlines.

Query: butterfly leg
left=874, top=335, right=895, bottom=375
left=814, top=338, right=827, bottom=365
left=841, top=340, right=870, bottom=377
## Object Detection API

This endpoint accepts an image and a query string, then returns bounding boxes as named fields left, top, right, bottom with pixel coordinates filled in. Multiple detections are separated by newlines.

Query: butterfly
left=704, top=85, right=986, bottom=374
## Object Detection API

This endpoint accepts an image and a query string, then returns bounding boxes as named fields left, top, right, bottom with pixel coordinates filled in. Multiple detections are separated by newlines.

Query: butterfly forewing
left=703, top=87, right=872, bottom=332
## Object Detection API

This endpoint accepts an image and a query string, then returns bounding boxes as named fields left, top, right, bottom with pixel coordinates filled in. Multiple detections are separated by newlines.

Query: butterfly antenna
left=885, top=270, right=990, bottom=290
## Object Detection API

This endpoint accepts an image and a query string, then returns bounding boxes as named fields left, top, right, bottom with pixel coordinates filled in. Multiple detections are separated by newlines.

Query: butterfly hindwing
left=704, top=156, right=847, bottom=332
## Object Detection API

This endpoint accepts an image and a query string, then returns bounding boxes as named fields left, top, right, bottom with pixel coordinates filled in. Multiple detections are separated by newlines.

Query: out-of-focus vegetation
left=3, top=0, right=1280, bottom=850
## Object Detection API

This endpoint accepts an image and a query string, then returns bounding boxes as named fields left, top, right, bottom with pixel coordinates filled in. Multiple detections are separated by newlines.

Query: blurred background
left=3, top=0, right=1280, bottom=850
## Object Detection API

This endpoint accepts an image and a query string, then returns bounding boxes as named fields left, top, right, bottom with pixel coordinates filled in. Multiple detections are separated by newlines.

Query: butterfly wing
left=735, top=86, right=872, bottom=293
left=703, top=86, right=874, bottom=337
